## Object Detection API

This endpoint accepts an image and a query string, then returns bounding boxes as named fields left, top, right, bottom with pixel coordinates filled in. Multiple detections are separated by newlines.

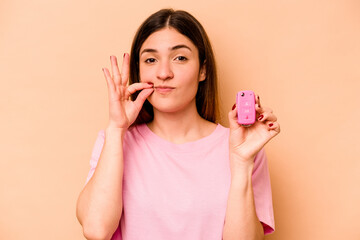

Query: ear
left=199, top=62, right=207, bottom=82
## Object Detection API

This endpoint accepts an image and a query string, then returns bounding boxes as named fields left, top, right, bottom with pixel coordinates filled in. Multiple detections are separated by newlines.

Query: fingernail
left=269, top=123, right=273, bottom=127
left=148, top=82, right=154, bottom=86
left=258, top=115, right=264, bottom=121
left=232, top=104, right=236, bottom=110
left=123, top=53, right=126, bottom=58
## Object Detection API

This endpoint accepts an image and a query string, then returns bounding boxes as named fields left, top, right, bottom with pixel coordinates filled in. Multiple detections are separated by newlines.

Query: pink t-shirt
left=85, top=123, right=275, bottom=239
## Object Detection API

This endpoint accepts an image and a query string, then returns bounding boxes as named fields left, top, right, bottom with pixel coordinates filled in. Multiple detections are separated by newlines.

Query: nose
left=156, top=61, right=174, bottom=81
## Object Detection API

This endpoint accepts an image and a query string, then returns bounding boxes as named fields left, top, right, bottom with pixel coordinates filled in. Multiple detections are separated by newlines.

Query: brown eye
left=145, top=58, right=156, bottom=63
left=175, top=56, right=187, bottom=61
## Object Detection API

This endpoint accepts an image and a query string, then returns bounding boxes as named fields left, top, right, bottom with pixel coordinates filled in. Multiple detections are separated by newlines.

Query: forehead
left=140, top=27, right=197, bottom=52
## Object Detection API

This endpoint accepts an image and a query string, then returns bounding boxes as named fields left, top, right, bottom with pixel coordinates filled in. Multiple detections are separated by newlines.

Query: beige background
left=1, top=0, right=359, bottom=239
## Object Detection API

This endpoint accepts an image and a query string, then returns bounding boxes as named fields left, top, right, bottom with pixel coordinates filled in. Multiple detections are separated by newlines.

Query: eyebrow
left=140, top=44, right=192, bottom=56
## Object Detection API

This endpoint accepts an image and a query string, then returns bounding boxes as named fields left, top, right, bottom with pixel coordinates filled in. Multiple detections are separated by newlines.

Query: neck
left=147, top=101, right=216, bottom=144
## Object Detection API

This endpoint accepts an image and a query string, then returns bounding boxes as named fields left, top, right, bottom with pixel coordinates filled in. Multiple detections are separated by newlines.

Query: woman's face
left=139, top=27, right=206, bottom=114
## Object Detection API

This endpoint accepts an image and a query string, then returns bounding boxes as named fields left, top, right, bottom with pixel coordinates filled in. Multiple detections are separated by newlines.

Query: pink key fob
left=236, top=90, right=256, bottom=127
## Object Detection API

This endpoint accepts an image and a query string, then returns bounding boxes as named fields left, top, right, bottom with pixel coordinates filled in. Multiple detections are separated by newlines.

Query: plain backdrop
left=1, top=0, right=359, bottom=239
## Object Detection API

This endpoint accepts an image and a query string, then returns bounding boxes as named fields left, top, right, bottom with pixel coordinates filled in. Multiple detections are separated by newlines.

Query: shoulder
left=213, top=122, right=230, bottom=136
left=123, top=123, right=151, bottom=146
left=201, top=119, right=229, bottom=137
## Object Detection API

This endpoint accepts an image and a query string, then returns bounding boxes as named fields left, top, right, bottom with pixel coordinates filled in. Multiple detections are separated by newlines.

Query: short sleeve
left=252, top=148, right=275, bottom=235
left=85, top=130, right=105, bottom=185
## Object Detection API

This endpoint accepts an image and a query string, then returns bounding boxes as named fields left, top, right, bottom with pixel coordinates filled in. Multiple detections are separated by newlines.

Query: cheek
left=139, top=66, right=154, bottom=82
left=178, top=68, right=200, bottom=87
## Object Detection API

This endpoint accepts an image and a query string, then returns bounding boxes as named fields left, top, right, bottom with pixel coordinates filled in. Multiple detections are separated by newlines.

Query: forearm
left=76, top=127, right=126, bottom=239
left=222, top=162, right=264, bottom=240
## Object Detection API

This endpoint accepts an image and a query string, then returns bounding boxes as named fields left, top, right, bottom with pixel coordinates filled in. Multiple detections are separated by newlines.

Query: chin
left=152, top=105, right=179, bottom=113
left=148, top=101, right=183, bottom=114
left=148, top=95, right=195, bottom=114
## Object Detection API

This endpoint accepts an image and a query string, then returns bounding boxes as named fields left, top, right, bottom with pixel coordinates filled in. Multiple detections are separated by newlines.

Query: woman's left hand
left=228, top=94, right=280, bottom=169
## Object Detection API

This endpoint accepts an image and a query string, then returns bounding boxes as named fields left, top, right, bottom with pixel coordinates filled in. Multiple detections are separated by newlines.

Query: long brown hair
left=129, top=8, right=219, bottom=125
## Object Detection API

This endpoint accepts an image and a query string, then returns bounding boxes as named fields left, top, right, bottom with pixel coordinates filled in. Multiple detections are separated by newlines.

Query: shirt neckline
left=136, top=123, right=228, bottom=153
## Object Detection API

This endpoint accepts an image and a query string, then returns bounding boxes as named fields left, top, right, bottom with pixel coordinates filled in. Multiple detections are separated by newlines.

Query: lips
left=154, top=86, right=175, bottom=94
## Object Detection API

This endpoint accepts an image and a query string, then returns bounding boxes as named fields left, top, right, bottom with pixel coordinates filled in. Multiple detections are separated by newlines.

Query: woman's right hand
left=102, top=54, right=154, bottom=130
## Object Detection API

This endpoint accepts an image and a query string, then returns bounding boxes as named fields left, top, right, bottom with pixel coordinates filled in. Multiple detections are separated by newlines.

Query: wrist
left=231, top=162, right=253, bottom=175
left=230, top=166, right=253, bottom=191
left=230, top=153, right=254, bottom=168
left=229, top=154, right=253, bottom=177
left=105, top=126, right=127, bottom=137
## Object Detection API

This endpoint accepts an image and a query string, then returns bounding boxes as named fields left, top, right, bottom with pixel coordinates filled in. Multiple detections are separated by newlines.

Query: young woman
left=76, top=8, right=280, bottom=240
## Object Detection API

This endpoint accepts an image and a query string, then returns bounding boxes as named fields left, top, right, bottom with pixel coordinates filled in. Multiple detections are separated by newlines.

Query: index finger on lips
left=125, top=82, right=154, bottom=99
left=110, top=55, right=122, bottom=86
left=121, top=53, right=130, bottom=86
